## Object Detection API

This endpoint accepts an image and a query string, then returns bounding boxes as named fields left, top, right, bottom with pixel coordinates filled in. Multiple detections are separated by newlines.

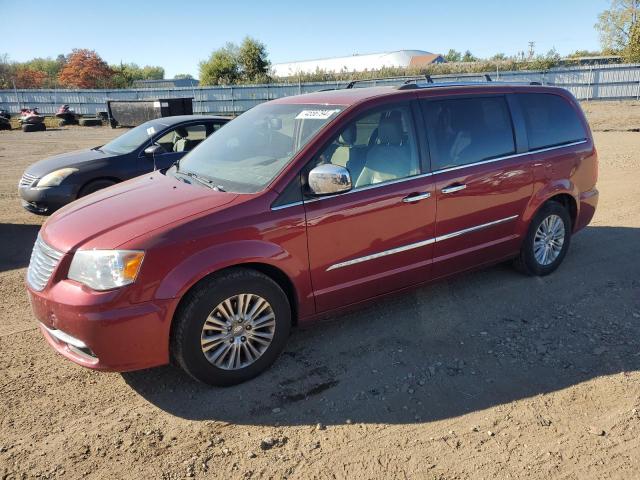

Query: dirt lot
left=1, top=101, right=639, bottom=480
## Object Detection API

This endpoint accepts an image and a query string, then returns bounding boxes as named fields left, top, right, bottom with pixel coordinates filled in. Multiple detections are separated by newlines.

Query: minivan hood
left=41, top=173, right=238, bottom=252
left=26, top=148, right=114, bottom=177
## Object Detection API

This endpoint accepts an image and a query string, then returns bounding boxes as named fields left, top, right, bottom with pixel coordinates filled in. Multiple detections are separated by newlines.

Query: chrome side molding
left=327, top=237, right=436, bottom=271
left=326, top=215, right=519, bottom=271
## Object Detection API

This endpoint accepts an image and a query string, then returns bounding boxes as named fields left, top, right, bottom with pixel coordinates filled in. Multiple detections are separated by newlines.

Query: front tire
left=78, top=179, right=116, bottom=198
left=171, top=268, right=291, bottom=386
left=515, top=201, right=572, bottom=276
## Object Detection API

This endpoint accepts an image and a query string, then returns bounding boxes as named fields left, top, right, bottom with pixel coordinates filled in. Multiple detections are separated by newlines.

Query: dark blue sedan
left=18, top=115, right=229, bottom=214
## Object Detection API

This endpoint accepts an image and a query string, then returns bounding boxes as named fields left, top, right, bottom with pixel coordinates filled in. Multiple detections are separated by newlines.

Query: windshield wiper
left=172, top=168, right=226, bottom=191
left=179, top=170, right=217, bottom=189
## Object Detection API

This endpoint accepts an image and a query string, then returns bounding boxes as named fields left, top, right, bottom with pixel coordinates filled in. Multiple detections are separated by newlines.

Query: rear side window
left=518, top=93, right=587, bottom=151
left=422, top=96, right=515, bottom=171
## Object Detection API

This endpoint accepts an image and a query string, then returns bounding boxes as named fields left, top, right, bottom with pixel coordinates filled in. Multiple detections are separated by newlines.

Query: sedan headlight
left=68, top=250, right=145, bottom=290
left=37, top=168, right=78, bottom=187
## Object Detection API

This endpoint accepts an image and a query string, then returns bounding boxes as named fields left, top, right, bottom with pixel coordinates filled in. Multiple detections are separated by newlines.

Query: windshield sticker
left=295, top=109, right=340, bottom=120
left=146, top=126, right=156, bottom=136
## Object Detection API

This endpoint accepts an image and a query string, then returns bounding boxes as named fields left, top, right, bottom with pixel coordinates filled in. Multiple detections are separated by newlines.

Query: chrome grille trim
left=27, top=236, right=64, bottom=291
left=19, top=172, right=39, bottom=188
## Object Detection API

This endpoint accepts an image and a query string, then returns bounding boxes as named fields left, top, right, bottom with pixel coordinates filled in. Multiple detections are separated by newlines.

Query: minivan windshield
left=101, top=120, right=169, bottom=155
left=169, top=103, right=344, bottom=193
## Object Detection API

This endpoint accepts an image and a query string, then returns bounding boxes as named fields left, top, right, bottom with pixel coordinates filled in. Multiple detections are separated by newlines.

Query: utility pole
left=528, top=41, right=536, bottom=60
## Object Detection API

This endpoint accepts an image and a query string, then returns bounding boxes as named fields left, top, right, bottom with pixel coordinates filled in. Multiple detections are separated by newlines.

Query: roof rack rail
left=397, top=77, right=545, bottom=90
left=402, top=74, right=433, bottom=87
left=343, top=75, right=428, bottom=89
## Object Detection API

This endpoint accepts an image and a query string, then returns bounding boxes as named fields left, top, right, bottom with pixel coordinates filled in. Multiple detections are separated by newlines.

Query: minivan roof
left=271, top=83, right=572, bottom=107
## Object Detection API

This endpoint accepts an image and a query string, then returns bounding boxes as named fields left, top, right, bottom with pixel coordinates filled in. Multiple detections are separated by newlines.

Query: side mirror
left=144, top=144, right=166, bottom=157
left=308, top=164, right=352, bottom=196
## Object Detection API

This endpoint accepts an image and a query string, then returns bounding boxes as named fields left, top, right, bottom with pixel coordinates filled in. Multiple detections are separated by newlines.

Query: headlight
left=68, top=250, right=145, bottom=290
left=37, top=168, right=78, bottom=187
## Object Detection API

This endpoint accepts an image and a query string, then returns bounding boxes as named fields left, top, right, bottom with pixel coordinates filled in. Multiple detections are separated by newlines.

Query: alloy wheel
left=200, top=293, right=276, bottom=370
left=533, top=214, right=565, bottom=266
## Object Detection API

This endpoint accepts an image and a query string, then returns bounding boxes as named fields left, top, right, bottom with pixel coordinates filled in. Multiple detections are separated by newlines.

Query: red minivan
left=26, top=83, right=598, bottom=385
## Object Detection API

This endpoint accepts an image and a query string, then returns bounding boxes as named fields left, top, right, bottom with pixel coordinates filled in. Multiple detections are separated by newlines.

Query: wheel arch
left=77, top=176, right=122, bottom=198
left=169, top=262, right=300, bottom=328
left=546, top=193, right=578, bottom=229
left=521, top=181, right=580, bottom=233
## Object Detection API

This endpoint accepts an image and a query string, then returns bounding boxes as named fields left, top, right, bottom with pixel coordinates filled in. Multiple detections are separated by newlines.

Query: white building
left=272, top=50, right=445, bottom=77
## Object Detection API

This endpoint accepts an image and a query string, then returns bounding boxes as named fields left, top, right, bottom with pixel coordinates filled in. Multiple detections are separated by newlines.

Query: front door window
left=313, top=105, right=420, bottom=188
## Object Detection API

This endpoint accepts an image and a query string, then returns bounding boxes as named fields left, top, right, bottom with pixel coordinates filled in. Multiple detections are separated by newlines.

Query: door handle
left=441, top=184, right=467, bottom=194
left=402, top=192, right=431, bottom=203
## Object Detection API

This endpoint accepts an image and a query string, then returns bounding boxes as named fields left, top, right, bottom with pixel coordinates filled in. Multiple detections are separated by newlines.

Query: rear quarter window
left=517, top=93, right=587, bottom=151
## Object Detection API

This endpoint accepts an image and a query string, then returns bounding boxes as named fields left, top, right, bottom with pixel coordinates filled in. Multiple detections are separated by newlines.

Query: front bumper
left=18, top=184, right=76, bottom=214
left=28, top=279, right=176, bottom=371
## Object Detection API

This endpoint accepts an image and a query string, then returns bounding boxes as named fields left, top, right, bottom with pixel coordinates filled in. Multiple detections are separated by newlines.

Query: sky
left=2, top=0, right=607, bottom=78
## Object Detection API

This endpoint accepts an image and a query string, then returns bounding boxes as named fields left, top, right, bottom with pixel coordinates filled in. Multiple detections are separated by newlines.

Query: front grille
left=19, top=172, right=39, bottom=188
left=27, top=236, right=64, bottom=291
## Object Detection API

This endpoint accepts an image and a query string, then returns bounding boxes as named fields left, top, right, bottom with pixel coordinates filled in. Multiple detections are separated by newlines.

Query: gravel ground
left=0, top=101, right=639, bottom=479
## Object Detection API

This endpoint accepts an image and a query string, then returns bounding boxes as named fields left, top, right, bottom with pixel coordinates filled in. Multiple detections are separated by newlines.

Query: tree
left=595, top=0, right=639, bottom=51
left=238, top=36, right=270, bottom=82
left=14, top=67, right=48, bottom=88
left=174, top=73, right=194, bottom=79
left=110, top=62, right=165, bottom=88
left=567, top=49, right=602, bottom=58
left=624, top=21, right=640, bottom=61
left=140, top=65, right=164, bottom=80
left=489, top=53, right=508, bottom=61
left=462, top=50, right=479, bottom=62
left=58, top=49, right=113, bottom=88
left=22, top=56, right=66, bottom=87
left=199, top=43, right=240, bottom=85
left=0, top=53, right=13, bottom=89
left=444, top=49, right=462, bottom=62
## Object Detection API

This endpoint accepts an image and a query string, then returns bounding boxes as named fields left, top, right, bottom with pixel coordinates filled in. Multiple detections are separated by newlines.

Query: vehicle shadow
left=123, top=225, right=640, bottom=426
left=0, top=223, right=40, bottom=272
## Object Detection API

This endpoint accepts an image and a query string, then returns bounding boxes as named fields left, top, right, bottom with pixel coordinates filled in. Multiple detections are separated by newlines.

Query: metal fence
left=1, top=63, right=639, bottom=116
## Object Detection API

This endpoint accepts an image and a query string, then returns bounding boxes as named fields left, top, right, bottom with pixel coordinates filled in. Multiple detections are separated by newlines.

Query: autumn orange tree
left=58, top=49, right=113, bottom=88
left=14, top=68, right=48, bottom=88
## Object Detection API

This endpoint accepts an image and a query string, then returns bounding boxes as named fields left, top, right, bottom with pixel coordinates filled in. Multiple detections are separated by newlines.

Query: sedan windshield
left=169, top=103, right=344, bottom=193
left=101, top=120, right=168, bottom=155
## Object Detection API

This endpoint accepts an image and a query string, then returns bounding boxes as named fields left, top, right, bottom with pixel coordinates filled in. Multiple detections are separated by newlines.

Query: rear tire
left=514, top=201, right=572, bottom=276
left=22, top=123, right=42, bottom=132
left=171, top=268, right=291, bottom=386
left=78, top=179, right=116, bottom=197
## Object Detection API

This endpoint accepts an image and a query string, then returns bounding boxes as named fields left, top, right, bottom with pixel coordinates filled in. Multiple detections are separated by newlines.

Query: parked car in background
left=25, top=83, right=598, bottom=386
left=18, top=115, right=229, bottom=214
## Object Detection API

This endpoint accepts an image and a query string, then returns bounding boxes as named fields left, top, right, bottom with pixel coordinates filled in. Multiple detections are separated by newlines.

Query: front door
left=304, top=103, right=436, bottom=312
left=420, top=95, right=533, bottom=279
